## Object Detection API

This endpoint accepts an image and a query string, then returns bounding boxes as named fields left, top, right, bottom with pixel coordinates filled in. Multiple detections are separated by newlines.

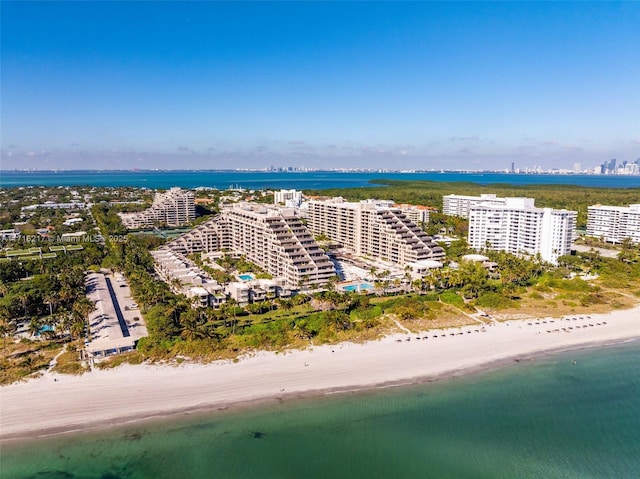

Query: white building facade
left=163, top=203, right=336, bottom=288
left=468, top=198, right=576, bottom=264
left=274, top=189, right=303, bottom=208
left=119, top=187, right=195, bottom=229
left=587, top=204, right=640, bottom=244
left=443, top=194, right=509, bottom=218
left=307, top=198, right=445, bottom=266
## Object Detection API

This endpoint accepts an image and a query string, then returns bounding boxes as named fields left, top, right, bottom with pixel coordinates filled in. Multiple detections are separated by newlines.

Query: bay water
left=1, top=170, right=638, bottom=189
left=3, top=342, right=639, bottom=478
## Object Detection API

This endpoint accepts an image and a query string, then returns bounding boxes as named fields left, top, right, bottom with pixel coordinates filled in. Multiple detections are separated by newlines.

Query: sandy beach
left=2, top=306, right=639, bottom=441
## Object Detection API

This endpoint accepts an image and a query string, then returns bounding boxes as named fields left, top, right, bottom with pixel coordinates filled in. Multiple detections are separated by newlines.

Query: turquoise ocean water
left=1, top=170, right=639, bottom=189
left=3, top=343, right=639, bottom=478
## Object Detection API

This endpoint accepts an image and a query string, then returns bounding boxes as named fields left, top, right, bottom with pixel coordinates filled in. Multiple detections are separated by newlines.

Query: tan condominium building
left=587, top=204, right=640, bottom=244
left=119, top=187, right=195, bottom=229
left=307, top=198, right=445, bottom=266
left=443, top=193, right=509, bottom=218
left=164, top=203, right=336, bottom=288
left=393, top=203, right=432, bottom=225
left=468, top=197, right=576, bottom=265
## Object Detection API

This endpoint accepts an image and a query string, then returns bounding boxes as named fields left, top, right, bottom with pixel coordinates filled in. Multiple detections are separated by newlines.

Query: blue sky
left=2, top=1, right=639, bottom=171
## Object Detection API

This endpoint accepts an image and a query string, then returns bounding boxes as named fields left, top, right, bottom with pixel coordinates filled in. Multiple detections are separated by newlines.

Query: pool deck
left=340, top=281, right=375, bottom=292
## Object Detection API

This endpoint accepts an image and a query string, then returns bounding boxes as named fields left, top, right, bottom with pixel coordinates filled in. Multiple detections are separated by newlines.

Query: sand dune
left=2, top=306, right=639, bottom=440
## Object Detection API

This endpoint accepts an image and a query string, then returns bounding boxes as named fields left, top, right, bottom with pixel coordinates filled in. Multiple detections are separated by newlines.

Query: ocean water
left=1, top=170, right=639, bottom=189
left=3, top=343, right=639, bottom=478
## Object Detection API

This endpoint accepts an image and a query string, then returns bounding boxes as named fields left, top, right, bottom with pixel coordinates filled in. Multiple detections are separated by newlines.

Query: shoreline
left=2, top=305, right=639, bottom=442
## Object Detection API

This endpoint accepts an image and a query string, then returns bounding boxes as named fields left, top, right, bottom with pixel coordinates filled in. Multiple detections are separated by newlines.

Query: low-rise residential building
left=307, top=198, right=444, bottom=266
left=0, top=229, right=21, bottom=241
left=119, top=187, right=195, bottom=229
left=62, top=218, right=84, bottom=226
left=151, top=248, right=226, bottom=308
left=21, top=201, right=87, bottom=211
left=587, top=204, right=640, bottom=244
left=467, top=197, right=576, bottom=265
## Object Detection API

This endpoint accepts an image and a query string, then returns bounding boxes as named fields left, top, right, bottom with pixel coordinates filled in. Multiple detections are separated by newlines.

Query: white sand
left=2, top=306, right=639, bottom=440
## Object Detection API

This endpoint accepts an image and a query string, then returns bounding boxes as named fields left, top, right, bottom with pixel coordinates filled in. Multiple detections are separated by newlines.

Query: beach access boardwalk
left=85, top=272, right=148, bottom=358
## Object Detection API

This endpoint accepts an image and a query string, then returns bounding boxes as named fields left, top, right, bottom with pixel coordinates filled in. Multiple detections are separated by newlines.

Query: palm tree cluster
left=0, top=265, right=97, bottom=353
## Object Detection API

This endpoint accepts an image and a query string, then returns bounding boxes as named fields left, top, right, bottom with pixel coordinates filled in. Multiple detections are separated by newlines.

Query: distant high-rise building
left=119, top=187, right=195, bottom=229
left=511, top=162, right=515, bottom=173
left=573, top=163, right=581, bottom=174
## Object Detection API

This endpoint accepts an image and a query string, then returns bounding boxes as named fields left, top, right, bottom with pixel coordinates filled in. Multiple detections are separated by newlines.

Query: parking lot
left=85, top=271, right=148, bottom=359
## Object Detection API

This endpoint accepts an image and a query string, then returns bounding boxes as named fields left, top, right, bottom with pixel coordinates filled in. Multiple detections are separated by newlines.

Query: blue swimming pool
left=239, top=274, right=254, bottom=281
left=343, top=282, right=374, bottom=292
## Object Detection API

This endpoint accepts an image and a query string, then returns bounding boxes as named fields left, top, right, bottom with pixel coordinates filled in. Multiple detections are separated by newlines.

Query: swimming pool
left=342, top=282, right=374, bottom=292
left=239, top=274, right=254, bottom=281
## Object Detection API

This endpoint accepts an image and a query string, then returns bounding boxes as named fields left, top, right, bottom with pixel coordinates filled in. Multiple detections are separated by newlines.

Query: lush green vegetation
left=0, top=248, right=103, bottom=384
left=2, top=184, right=639, bottom=379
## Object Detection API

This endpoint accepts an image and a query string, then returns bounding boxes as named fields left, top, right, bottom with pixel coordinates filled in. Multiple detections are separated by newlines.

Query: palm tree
left=170, top=278, right=183, bottom=293
left=43, top=292, right=59, bottom=317
left=17, top=292, right=30, bottom=319
left=0, top=308, right=16, bottom=357
left=279, top=298, right=294, bottom=315
left=225, top=298, right=239, bottom=334
left=72, top=297, right=97, bottom=341
left=368, top=266, right=378, bottom=282
left=179, top=309, right=206, bottom=341
left=165, top=297, right=189, bottom=325
left=27, top=317, right=42, bottom=339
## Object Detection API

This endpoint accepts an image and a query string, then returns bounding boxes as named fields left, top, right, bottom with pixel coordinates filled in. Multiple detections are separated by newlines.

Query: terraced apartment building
left=119, top=187, right=195, bottom=229
left=163, top=203, right=336, bottom=288
left=306, top=198, right=445, bottom=266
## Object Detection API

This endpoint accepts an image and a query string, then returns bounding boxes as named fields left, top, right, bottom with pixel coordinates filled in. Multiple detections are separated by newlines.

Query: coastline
left=2, top=305, right=639, bottom=442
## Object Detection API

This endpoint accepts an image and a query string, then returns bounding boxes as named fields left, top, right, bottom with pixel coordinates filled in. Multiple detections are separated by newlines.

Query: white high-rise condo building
left=307, top=198, right=444, bottom=265
left=163, top=203, right=336, bottom=288
left=119, top=187, right=195, bottom=229
left=468, top=198, right=576, bottom=265
left=587, top=204, right=640, bottom=244
left=443, top=194, right=509, bottom=218
left=274, top=189, right=303, bottom=208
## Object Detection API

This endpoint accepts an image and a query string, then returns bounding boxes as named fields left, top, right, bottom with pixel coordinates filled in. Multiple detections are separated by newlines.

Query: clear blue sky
left=2, top=1, right=639, bottom=171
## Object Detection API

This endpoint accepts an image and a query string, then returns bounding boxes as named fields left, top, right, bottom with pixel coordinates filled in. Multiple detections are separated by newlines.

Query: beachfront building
left=151, top=248, right=227, bottom=308
left=163, top=203, right=336, bottom=289
left=586, top=204, right=640, bottom=244
left=119, top=187, right=195, bottom=229
left=443, top=194, right=509, bottom=218
left=307, top=198, right=445, bottom=266
left=467, top=197, right=576, bottom=265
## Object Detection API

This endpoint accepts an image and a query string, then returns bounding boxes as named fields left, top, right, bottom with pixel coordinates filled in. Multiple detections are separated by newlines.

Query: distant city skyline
left=2, top=1, right=639, bottom=171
